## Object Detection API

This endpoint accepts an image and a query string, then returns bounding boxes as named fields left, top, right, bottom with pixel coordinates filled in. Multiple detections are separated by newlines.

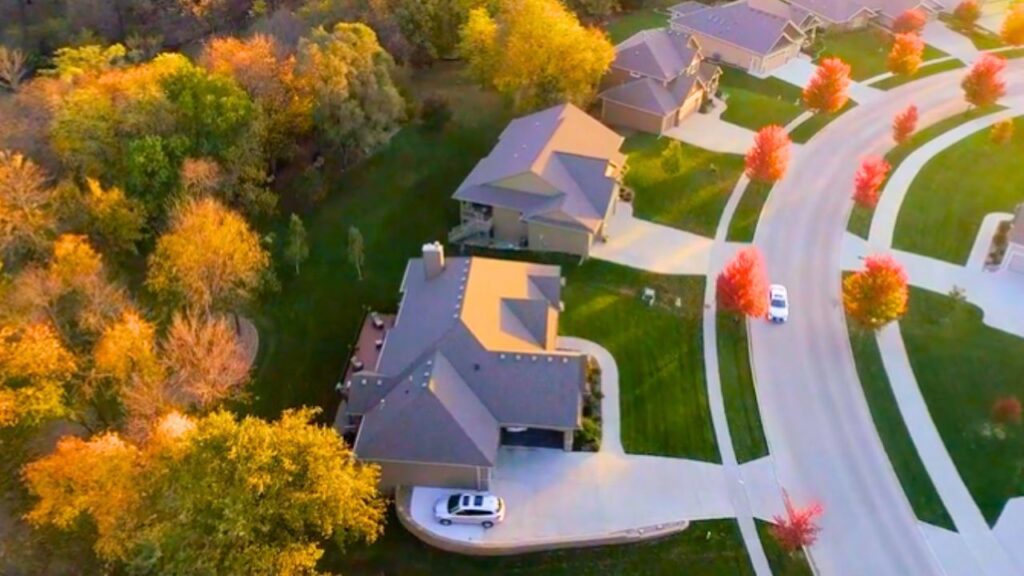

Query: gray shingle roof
left=599, top=74, right=701, bottom=117
left=671, top=0, right=806, bottom=55
left=788, top=0, right=874, bottom=22
left=613, top=28, right=699, bottom=82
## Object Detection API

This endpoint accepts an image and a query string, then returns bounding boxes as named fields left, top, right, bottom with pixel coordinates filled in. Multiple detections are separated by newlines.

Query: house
left=598, top=28, right=723, bottom=134
left=862, top=0, right=943, bottom=29
left=339, top=243, right=588, bottom=491
left=1003, top=204, right=1024, bottom=274
left=786, top=0, right=877, bottom=29
left=669, top=0, right=808, bottom=74
left=747, top=0, right=824, bottom=36
left=449, top=103, right=626, bottom=257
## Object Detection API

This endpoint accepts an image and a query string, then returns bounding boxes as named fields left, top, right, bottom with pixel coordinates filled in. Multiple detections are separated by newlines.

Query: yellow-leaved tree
left=0, top=322, right=77, bottom=427
left=459, top=0, right=615, bottom=111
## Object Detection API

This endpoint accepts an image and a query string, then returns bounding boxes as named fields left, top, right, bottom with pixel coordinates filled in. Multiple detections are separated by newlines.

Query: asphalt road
left=748, top=61, right=1024, bottom=576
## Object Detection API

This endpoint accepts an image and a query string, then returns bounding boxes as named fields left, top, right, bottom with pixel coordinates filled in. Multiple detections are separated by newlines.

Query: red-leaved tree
left=803, top=57, right=851, bottom=114
left=1001, top=4, right=1024, bottom=46
left=962, top=54, right=1007, bottom=108
left=853, top=156, right=891, bottom=208
left=888, top=33, right=924, bottom=76
left=716, top=247, right=770, bottom=318
left=991, top=118, right=1014, bottom=144
left=953, top=0, right=981, bottom=29
left=843, top=254, right=910, bottom=330
left=771, top=492, right=824, bottom=554
left=892, top=104, right=919, bottom=144
left=745, top=125, right=791, bottom=183
left=991, top=396, right=1023, bottom=425
left=893, top=8, right=927, bottom=35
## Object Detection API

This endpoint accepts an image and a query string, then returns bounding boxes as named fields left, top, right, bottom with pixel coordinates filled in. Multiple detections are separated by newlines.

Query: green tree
left=460, top=0, right=615, bottom=111
left=660, top=140, right=683, bottom=175
left=284, top=214, right=309, bottom=275
left=297, top=22, right=405, bottom=165
left=122, top=135, right=186, bottom=213
left=161, top=66, right=257, bottom=159
left=347, top=225, right=364, bottom=281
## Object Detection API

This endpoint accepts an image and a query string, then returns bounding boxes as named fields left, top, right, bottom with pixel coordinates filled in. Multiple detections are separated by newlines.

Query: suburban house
left=669, top=0, right=809, bottom=74
left=787, top=0, right=877, bottom=28
left=598, top=28, right=723, bottom=134
left=863, top=0, right=943, bottom=29
left=449, top=103, right=626, bottom=257
left=1003, top=204, right=1024, bottom=274
left=338, top=243, right=588, bottom=491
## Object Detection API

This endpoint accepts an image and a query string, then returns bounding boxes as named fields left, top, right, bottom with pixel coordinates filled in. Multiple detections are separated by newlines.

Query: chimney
left=422, top=242, right=445, bottom=280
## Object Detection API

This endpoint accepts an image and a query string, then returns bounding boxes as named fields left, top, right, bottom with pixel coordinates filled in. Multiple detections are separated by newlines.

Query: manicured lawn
left=848, top=106, right=1003, bottom=240
left=718, top=67, right=804, bottom=131
left=560, top=261, right=720, bottom=461
left=894, top=115, right=1022, bottom=264
left=812, top=29, right=948, bottom=81
left=870, top=58, right=964, bottom=90
left=324, top=513, right=763, bottom=575
left=626, top=134, right=746, bottom=238
left=606, top=8, right=668, bottom=44
left=939, top=17, right=1005, bottom=50
left=901, top=288, right=1024, bottom=525
left=718, top=314, right=768, bottom=463
left=999, top=47, right=1024, bottom=59
left=846, top=319, right=955, bottom=529
left=789, top=101, right=856, bottom=144
left=727, top=181, right=772, bottom=242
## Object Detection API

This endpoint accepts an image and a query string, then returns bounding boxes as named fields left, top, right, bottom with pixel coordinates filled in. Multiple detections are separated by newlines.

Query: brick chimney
left=422, top=242, right=445, bottom=280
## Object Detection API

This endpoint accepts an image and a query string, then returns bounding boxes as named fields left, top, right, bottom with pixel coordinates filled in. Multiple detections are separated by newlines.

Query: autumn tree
left=388, top=0, right=487, bottom=60
left=460, top=0, right=615, bottom=111
left=802, top=57, right=850, bottom=114
left=1001, top=4, right=1024, bottom=46
left=348, top=226, right=365, bottom=281
left=0, top=150, right=57, bottom=264
left=771, top=492, right=824, bottom=553
left=716, top=247, right=770, bottom=318
left=953, top=0, right=981, bottom=30
left=24, top=409, right=386, bottom=573
left=852, top=156, right=891, bottom=209
left=146, top=197, right=270, bottom=313
left=297, top=22, right=405, bottom=166
left=93, top=309, right=163, bottom=395
left=887, top=33, right=924, bottom=77
left=892, top=8, right=927, bottom=35
left=83, top=178, right=146, bottom=256
left=0, top=322, right=77, bottom=428
left=160, top=312, right=250, bottom=411
left=745, top=125, right=791, bottom=183
left=48, top=43, right=127, bottom=82
left=0, top=46, right=29, bottom=92
left=892, top=104, right=918, bottom=144
left=962, top=54, right=1007, bottom=108
left=285, top=214, right=310, bottom=275
left=990, top=118, right=1014, bottom=144
left=843, top=254, right=909, bottom=330
left=991, top=396, right=1022, bottom=426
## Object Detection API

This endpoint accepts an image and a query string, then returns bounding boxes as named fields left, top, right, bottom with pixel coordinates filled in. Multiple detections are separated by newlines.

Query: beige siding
left=677, top=89, right=704, bottom=122
left=375, top=460, right=490, bottom=492
left=493, top=172, right=558, bottom=195
left=527, top=221, right=592, bottom=256
left=601, top=99, right=668, bottom=134
left=761, top=42, right=800, bottom=72
left=685, top=33, right=758, bottom=71
left=602, top=67, right=638, bottom=90
left=492, top=206, right=527, bottom=245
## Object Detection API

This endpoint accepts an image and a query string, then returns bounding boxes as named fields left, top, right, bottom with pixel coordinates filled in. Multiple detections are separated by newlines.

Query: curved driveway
left=749, top=61, right=1024, bottom=575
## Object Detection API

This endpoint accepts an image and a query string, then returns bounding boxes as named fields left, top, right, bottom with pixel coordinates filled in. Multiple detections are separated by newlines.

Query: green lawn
left=605, top=7, right=668, bottom=44
left=560, top=261, right=719, bottom=461
left=718, top=314, right=768, bottom=463
left=727, top=181, right=772, bottom=242
left=894, top=115, right=1023, bottom=264
left=870, top=58, right=964, bottom=90
left=901, top=288, right=1024, bottom=525
left=846, top=320, right=955, bottom=529
left=939, top=16, right=1005, bottom=50
left=718, top=67, right=804, bottom=131
left=789, top=101, right=856, bottom=144
left=626, top=134, right=746, bottom=237
left=999, top=47, right=1024, bottom=59
left=813, top=29, right=948, bottom=81
left=848, top=107, right=1003, bottom=240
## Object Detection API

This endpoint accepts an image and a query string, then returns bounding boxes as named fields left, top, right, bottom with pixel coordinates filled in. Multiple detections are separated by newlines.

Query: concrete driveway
left=770, top=56, right=883, bottom=104
left=663, top=97, right=756, bottom=154
left=592, top=202, right=713, bottom=275
left=922, top=21, right=980, bottom=63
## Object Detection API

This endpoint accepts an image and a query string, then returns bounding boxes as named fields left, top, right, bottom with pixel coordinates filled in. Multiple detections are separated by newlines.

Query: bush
left=574, top=417, right=601, bottom=451
left=419, top=96, right=452, bottom=132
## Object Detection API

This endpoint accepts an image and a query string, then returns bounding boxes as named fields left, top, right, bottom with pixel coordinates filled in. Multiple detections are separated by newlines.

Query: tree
left=802, top=57, right=850, bottom=114
left=160, top=312, right=250, bottom=412
left=570, top=0, right=620, bottom=19
left=388, top=0, right=486, bottom=61
left=420, top=95, right=452, bottom=132
left=160, top=66, right=256, bottom=160
left=24, top=409, right=386, bottom=573
left=962, top=54, right=1007, bottom=108
left=0, top=150, right=56, bottom=263
left=852, top=156, right=891, bottom=209
left=0, top=46, right=29, bottom=92
left=990, top=118, right=1014, bottom=144
left=348, top=226, right=365, bottom=281
left=1001, top=4, right=1024, bottom=46
left=843, top=254, right=909, bottom=331
left=83, top=178, right=147, bottom=256
left=716, top=247, right=770, bottom=318
left=460, top=0, right=615, bottom=112
left=660, top=140, right=684, bottom=175
left=887, top=33, right=924, bottom=77
left=48, top=43, right=127, bottom=81
left=892, top=8, right=927, bottom=35
left=745, top=125, right=791, bottom=183
left=297, top=22, right=406, bottom=166
left=284, top=214, right=310, bottom=275
left=771, top=492, right=823, bottom=553
left=146, top=197, right=270, bottom=313
left=0, top=322, right=77, bottom=428
left=991, top=396, right=1022, bottom=426
left=953, top=0, right=981, bottom=30
left=93, top=309, right=163, bottom=394
left=892, top=104, right=919, bottom=144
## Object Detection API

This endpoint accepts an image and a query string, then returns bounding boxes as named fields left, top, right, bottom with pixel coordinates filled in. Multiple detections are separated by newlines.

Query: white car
left=434, top=492, right=505, bottom=528
left=768, top=284, right=789, bottom=323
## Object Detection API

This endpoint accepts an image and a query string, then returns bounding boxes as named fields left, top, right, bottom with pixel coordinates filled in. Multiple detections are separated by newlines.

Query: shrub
left=419, top=95, right=452, bottom=132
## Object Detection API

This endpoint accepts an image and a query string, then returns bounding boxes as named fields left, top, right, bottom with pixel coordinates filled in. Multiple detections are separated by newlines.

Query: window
left=474, top=496, right=484, bottom=506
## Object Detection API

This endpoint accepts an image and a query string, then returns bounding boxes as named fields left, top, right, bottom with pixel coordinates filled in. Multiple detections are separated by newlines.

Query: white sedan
left=434, top=492, right=505, bottom=528
left=768, top=284, right=789, bottom=323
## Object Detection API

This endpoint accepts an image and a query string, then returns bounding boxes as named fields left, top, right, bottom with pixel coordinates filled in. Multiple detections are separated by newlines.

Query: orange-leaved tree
left=716, top=247, right=770, bottom=318
left=893, top=8, right=927, bottom=34
left=802, top=57, right=850, bottom=114
left=853, top=156, right=891, bottom=208
left=892, top=104, right=919, bottom=144
left=887, top=33, right=924, bottom=77
left=843, top=254, right=909, bottom=331
left=991, top=396, right=1022, bottom=426
left=771, top=492, right=824, bottom=554
left=962, top=54, right=1007, bottom=108
left=953, top=0, right=981, bottom=29
left=745, top=125, right=791, bottom=183
left=1001, top=4, right=1024, bottom=45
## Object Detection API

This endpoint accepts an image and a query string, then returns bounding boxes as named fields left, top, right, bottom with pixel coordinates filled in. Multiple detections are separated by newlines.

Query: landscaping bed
left=718, top=67, right=804, bottom=131
left=626, top=134, right=746, bottom=238
left=718, top=314, right=769, bottom=463
left=812, top=29, right=947, bottom=81
left=870, top=58, right=964, bottom=90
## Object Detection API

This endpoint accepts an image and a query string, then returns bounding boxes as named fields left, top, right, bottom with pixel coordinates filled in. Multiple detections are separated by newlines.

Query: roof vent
left=474, top=363, right=481, bottom=371
left=531, top=356, right=537, bottom=362
left=515, top=354, right=522, bottom=361
left=562, top=358, right=569, bottom=363
left=547, top=357, right=553, bottom=362
left=500, top=353, right=506, bottom=360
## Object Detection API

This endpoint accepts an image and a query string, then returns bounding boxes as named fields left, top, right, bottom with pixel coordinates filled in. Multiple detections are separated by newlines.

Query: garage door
left=500, top=427, right=564, bottom=449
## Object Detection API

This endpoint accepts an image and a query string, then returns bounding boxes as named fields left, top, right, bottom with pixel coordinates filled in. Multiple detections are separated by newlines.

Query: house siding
left=683, top=33, right=759, bottom=71
left=602, top=67, right=639, bottom=90
left=527, top=221, right=593, bottom=256
left=375, top=460, right=490, bottom=492
left=492, top=206, right=527, bottom=246
left=761, top=42, right=800, bottom=72
left=601, top=99, right=669, bottom=134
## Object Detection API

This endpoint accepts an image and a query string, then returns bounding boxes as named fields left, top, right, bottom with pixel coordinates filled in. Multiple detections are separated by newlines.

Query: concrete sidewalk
left=591, top=202, right=714, bottom=275
left=769, top=56, right=884, bottom=104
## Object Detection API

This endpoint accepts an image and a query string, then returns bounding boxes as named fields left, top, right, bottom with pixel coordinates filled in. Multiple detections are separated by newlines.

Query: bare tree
left=0, top=150, right=55, bottom=262
left=0, top=46, right=28, bottom=93
left=161, top=312, right=250, bottom=410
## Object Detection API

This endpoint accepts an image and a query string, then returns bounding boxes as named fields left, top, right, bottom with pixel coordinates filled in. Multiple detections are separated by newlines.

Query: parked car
left=434, top=492, right=505, bottom=528
left=768, top=284, right=789, bottom=323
